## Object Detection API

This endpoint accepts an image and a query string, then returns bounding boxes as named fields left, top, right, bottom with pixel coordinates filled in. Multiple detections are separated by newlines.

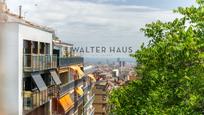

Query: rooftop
left=0, top=1, right=54, bottom=33
left=53, top=40, right=73, bottom=47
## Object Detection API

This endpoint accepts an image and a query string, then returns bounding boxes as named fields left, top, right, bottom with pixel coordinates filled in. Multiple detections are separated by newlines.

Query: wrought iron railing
left=23, top=54, right=57, bottom=72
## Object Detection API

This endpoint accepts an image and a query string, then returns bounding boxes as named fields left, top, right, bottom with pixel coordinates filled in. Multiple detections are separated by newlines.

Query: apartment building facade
left=52, top=40, right=84, bottom=115
left=0, top=1, right=57, bottom=114
left=93, top=81, right=110, bottom=115
left=0, top=1, right=96, bottom=115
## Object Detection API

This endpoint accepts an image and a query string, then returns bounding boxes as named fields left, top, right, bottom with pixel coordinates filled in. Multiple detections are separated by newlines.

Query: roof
left=0, top=3, right=54, bottom=33
left=53, top=40, right=73, bottom=47
left=96, top=80, right=107, bottom=86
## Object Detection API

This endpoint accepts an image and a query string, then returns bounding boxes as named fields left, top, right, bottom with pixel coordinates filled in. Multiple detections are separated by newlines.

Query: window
left=32, top=41, right=38, bottom=54
left=23, top=40, right=32, bottom=54
left=40, top=42, right=45, bottom=54
left=41, top=73, right=54, bottom=87
left=45, top=43, right=50, bottom=54
left=24, top=77, right=36, bottom=91
left=68, top=71, right=74, bottom=83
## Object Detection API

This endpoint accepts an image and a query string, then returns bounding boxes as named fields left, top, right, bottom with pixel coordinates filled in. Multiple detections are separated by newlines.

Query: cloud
left=6, top=0, right=181, bottom=58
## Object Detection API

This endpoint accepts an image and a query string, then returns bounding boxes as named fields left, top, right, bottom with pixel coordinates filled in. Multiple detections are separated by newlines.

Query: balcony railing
left=23, top=90, right=46, bottom=111
left=24, top=54, right=57, bottom=72
left=84, top=95, right=95, bottom=109
left=90, top=108, right=95, bottom=115
left=58, top=57, right=83, bottom=67
left=84, top=107, right=95, bottom=115
left=23, top=86, right=57, bottom=113
left=48, top=85, right=58, bottom=98
left=75, top=95, right=84, bottom=107
left=59, top=81, right=75, bottom=96
left=60, top=78, right=84, bottom=96
left=75, top=78, right=84, bottom=87
left=83, top=84, right=92, bottom=94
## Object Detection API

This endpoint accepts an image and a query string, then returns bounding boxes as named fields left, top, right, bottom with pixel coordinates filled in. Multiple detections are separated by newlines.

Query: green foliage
left=109, top=1, right=204, bottom=115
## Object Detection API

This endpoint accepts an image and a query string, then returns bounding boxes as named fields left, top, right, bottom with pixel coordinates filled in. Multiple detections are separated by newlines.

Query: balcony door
left=23, top=40, right=32, bottom=67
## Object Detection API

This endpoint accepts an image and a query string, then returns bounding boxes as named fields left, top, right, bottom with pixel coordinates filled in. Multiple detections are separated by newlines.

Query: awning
left=70, top=65, right=84, bottom=79
left=31, top=73, right=47, bottom=91
left=59, top=94, right=74, bottom=112
left=75, top=87, right=84, bottom=96
left=49, top=70, right=62, bottom=85
left=88, top=74, right=96, bottom=82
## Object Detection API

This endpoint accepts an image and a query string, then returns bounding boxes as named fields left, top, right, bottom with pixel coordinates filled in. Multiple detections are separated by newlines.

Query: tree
left=109, top=0, right=204, bottom=114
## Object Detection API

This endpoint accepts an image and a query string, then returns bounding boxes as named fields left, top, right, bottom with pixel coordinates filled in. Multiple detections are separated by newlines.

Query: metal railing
left=59, top=78, right=84, bottom=96
left=23, top=90, right=48, bottom=111
left=75, top=78, right=84, bottom=87
left=83, top=95, right=95, bottom=109
left=59, top=57, right=83, bottom=67
left=47, top=85, right=58, bottom=98
left=75, top=95, right=84, bottom=107
left=59, top=81, right=75, bottom=96
left=90, top=107, right=95, bottom=115
left=24, top=54, right=57, bottom=72
left=23, top=86, right=57, bottom=112
left=23, top=86, right=58, bottom=112
left=83, top=84, right=92, bottom=94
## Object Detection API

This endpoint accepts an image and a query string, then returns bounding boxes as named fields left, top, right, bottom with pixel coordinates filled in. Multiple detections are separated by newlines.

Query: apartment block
left=52, top=40, right=84, bottom=115
left=93, top=81, right=110, bottom=115
left=0, top=1, right=96, bottom=115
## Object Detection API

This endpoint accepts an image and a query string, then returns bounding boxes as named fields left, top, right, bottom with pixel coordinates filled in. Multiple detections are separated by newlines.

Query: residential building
left=51, top=41, right=97, bottom=115
left=52, top=40, right=84, bottom=115
left=83, top=66, right=96, bottom=115
left=93, top=81, right=111, bottom=115
left=0, top=1, right=96, bottom=115
left=0, top=1, right=59, bottom=114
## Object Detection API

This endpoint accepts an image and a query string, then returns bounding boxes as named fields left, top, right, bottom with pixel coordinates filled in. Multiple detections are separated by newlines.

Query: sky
left=6, top=0, right=195, bottom=58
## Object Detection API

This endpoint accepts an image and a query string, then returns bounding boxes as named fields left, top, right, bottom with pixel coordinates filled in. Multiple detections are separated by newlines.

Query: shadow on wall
left=0, top=25, right=6, bottom=115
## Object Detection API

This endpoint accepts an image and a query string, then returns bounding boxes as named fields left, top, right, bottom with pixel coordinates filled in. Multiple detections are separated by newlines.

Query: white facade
left=0, top=22, right=53, bottom=115
left=113, top=69, right=119, bottom=77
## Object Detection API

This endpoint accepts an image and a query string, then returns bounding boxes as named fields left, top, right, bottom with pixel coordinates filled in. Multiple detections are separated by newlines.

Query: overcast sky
left=6, top=0, right=195, bottom=58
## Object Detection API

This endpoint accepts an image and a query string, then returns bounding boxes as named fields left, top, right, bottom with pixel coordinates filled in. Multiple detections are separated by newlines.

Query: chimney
left=0, top=0, right=7, bottom=13
left=19, top=5, right=22, bottom=18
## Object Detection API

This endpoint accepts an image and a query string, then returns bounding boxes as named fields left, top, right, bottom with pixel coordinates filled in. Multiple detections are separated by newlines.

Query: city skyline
left=7, top=0, right=195, bottom=58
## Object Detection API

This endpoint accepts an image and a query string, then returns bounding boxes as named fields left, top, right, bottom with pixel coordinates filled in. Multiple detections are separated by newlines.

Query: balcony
left=23, top=87, right=53, bottom=114
left=58, top=57, right=83, bottom=67
left=59, top=78, right=84, bottom=96
left=47, top=85, right=58, bottom=98
left=59, top=81, right=75, bottom=96
left=75, top=95, right=84, bottom=107
left=24, top=54, right=57, bottom=72
left=90, top=108, right=95, bottom=115
left=83, top=84, right=92, bottom=94
left=94, top=94, right=108, bottom=104
left=84, top=95, right=95, bottom=109
left=75, top=78, right=84, bottom=87
left=23, top=86, right=57, bottom=113
left=84, top=107, right=95, bottom=115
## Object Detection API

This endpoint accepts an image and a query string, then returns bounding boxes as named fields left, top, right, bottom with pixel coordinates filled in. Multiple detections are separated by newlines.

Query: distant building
left=112, top=69, right=119, bottom=77
left=93, top=81, right=111, bottom=115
